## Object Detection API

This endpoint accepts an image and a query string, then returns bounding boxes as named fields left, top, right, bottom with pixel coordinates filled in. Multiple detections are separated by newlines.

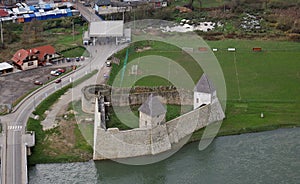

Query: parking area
left=0, top=65, right=74, bottom=105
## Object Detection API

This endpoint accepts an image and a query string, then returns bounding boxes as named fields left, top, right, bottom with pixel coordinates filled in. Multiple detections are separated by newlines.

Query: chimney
left=18, top=52, right=21, bottom=57
left=30, top=49, right=32, bottom=53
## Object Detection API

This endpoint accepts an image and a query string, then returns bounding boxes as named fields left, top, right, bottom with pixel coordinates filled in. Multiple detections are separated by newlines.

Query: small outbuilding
left=0, top=62, right=13, bottom=75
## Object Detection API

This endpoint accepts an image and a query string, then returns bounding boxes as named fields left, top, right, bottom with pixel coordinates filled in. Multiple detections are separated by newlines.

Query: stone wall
left=82, top=85, right=193, bottom=113
left=93, top=100, right=225, bottom=160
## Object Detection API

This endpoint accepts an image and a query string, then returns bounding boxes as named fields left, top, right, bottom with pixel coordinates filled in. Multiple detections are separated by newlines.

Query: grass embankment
left=27, top=70, right=98, bottom=165
left=60, top=46, right=89, bottom=58
left=109, top=40, right=300, bottom=138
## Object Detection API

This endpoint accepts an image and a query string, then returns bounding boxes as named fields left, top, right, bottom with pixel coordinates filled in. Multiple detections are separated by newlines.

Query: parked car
left=57, top=68, right=65, bottom=73
left=106, top=61, right=111, bottom=67
left=50, top=70, right=61, bottom=76
left=66, top=58, right=71, bottom=62
left=80, top=56, right=85, bottom=61
left=76, top=57, right=80, bottom=62
left=34, top=80, right=43, bottom=85
left=55, top=78, right=62, bottom=83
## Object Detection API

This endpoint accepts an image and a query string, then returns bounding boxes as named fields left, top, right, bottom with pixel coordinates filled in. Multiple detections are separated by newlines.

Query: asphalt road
left=0, top=44, right=127, bottom=184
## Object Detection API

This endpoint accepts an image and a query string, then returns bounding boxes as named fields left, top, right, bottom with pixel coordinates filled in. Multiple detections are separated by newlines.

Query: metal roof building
left=87, top=21, right=131, bottom=45
left=89, top=21, right=124, bottom=37
left=0, top=62, right=13, bottom=75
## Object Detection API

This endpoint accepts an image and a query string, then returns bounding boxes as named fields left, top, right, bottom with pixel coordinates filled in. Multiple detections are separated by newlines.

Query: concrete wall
left=93, top=99, right=224, bottom=160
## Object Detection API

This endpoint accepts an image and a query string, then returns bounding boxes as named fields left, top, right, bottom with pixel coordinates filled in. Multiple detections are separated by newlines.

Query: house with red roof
left=11, top=45, right=59, bottom=70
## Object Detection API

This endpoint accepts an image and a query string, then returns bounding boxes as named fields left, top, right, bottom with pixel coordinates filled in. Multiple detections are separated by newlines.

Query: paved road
left=77, top=2, right=102, bottom=22
left=0, top=44, right=127, bottom=184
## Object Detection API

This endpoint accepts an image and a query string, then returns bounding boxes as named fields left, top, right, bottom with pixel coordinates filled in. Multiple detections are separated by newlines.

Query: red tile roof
left=11, top=45, right=56, bottom=66
left=11, top=49, right=29, bottom=66
left=32, top=45, right=56, bottom=61
left=0, top=9, right=8, bottom=17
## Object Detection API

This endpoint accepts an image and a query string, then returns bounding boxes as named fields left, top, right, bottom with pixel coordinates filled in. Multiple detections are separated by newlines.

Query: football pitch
left=208, top=40, right=300, bottom=135
left=108, top=40, right=300, bottom=136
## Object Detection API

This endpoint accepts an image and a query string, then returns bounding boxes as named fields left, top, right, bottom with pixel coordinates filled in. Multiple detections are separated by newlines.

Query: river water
left=28, top=128, right=300, bottom=184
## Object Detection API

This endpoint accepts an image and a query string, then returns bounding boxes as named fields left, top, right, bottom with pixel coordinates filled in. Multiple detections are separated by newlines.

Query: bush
left=288, top=33, right=300, bottom=42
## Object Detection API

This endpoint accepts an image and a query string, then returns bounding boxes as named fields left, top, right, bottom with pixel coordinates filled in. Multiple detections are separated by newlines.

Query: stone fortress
left=86, top=74, right=225, bottom=160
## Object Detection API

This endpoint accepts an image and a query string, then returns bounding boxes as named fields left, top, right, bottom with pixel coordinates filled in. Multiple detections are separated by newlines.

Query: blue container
left=44, top=4, right=52, bottom=11
left=29, top=6, right=37, bottom=12
left=29, top=14, right=35, bottom=19
left=34, top=12, right=42, bottom=20
left=23, top=14, right=31, bottom=22
left=66, top=9, right=72, bottom=17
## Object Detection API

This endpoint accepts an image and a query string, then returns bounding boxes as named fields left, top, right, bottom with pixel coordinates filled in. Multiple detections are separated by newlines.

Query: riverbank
left=28, top=127, right=300, bottom=184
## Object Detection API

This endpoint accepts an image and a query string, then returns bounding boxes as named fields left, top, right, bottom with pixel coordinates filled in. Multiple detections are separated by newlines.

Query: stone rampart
left=93, top=100, right=224, bottom=160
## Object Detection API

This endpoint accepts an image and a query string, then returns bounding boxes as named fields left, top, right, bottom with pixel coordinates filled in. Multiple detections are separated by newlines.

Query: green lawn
left=109, top=39, right=300, bottom=137
left=108, top=41, right=202, bottom=87
left=61, top=46, right=87, bottom=58
left=170, top=0, right=228, bottom=8
left=106, top=105, right=193, bottom=130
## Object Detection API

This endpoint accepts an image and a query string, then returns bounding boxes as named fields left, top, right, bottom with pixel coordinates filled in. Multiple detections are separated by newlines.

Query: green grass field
left=109, top=39, right=300, bottom=137
left=170, top=0, right=228, bottom=8
left=205, top=40, right=300, bottom=137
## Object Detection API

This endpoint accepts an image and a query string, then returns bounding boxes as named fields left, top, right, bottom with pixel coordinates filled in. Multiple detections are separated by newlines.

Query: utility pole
left=0, top=20, right=3, bottom=47
left=72, top=19, right=75, bottom=41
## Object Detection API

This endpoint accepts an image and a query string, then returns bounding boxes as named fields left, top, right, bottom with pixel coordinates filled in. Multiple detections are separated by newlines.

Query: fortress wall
left=111, top=89, right=193, bottom=107
left=93, top=100, right=225, bottom=160
left=93, top=125, right=171, bottom=160
left=83, top=85, right=193, bottom=113
left=165, top=105, right=210, bottom=144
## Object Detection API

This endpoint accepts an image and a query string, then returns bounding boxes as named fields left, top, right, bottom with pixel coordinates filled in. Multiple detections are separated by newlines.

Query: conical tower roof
left=194, top=74, right=216, bottom=94
left=138, top=94, right=166, bottom=117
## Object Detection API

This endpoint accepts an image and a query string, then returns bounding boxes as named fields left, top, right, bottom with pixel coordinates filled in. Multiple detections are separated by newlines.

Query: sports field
left=207, top=40, right=300, bottom=135
left=108, top=40, right=300, bottom=136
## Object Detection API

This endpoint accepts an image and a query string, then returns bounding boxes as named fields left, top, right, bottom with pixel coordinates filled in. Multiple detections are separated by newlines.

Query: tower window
left=196, top=98, right=199, bottom=103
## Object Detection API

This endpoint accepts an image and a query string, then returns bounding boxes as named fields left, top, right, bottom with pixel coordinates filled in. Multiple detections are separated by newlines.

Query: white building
left=87, top=21, right=131, bottom=45
left=138, top=94, right=166, bottom=129
left=0, top=62, right=13, bottom=75
left=194, top=74, right=217, bottom=109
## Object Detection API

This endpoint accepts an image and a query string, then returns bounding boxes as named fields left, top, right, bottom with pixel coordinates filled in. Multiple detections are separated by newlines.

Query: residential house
left=11, top=45, right=59, bottom=70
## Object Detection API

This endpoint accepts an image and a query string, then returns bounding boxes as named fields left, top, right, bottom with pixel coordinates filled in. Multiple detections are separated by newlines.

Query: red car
left=55, top=79, right=62, bottom=83
left=57, top=68, right=65, bottom=73
left=34, top=80, right=43, bottom=85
